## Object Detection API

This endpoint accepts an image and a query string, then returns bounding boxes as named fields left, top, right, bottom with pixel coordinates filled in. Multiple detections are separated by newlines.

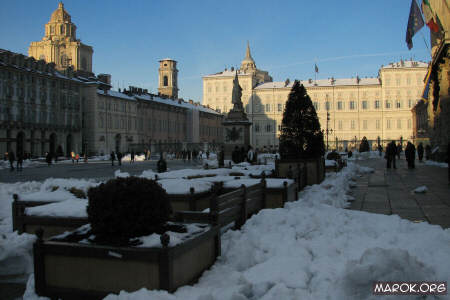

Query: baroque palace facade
left=203, top=44, right=428, bottom=150
left=0, top=3, right=222, bottom=158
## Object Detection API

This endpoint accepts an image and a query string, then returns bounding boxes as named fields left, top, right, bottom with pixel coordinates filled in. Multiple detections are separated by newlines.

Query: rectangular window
left=325, top=101, right=331, bottom=111
left=351, top=120, right=355, bottom=129
left=386, top=119, right=391, bottom=129
left=338, top=120, right=343, bottom=130
left=278, top=124, right=282, bottom=131
left=337, top=101, right=343, bottom=110
left=362, top=101, right=368, bottom=110
left=266, top=123, right=271, bottom=132
left=349, top=101, right=355, bottom=110
left=385, top=101, right=391, bottom=109
left=407, top=119, right=412, bottom=129
left=278, top=104, right=282, bottom=112
left=376, top=119, right=380, bottom=129
left=397, top=119, right=402, bottom=129
left=265, top=104, right=270, bottom=112
left=408, top=99, right=413, bottom=108
left=363, top=120, right=368, bottom=129
left=313, top=102, right=319, bottom=110
left=396, top=101, right=401, bottom=108
left=375, top=100, right=380, bottom=109
left=255, top=123, right=260, bottom=132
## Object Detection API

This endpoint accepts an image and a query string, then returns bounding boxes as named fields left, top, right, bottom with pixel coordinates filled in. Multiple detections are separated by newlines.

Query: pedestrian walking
left=46, top=152, right=52, bottom=166
left=110, top=151, right=116, bottom=166
left=386, top=141, right=397, bottom=169
left=378, top=144, right=383, bottom=157
left=247, top=146, right=254, bottom=163
left=83, top=153, right=88, bottom=163
left=117, top=151, right=123, bottom=166
left=396, top=143, right=402, bottom=160
left=417, top=143, right=424, bottom=162
left=16, top=152, right=23, bottom=171
left=130, top=151, right=135, bottom=163
left=71, top=151, right=76, bottom=164
left=8, top=150, right=15, bottom=171
left=425, top=144, right=431, bottom=160
left=405, top=141, right=416, bottom=169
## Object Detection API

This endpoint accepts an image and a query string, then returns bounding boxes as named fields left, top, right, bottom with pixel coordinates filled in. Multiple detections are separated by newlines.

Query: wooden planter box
left=34, top=224, right=221, bottom=299
left=16, top=214, right=88, bottom=239
left=221, top=179, right=297, bottom=209
left=168, top=189, right=215, bottom=212
left=12, top=194, right=60, bottom=232
left=275, top=157, right=325, bottom=187
left=265, top=181, right=297, bottom=209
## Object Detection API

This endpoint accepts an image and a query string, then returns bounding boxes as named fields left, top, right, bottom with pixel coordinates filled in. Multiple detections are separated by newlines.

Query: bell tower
left=158, top=58, right=178, bottom=99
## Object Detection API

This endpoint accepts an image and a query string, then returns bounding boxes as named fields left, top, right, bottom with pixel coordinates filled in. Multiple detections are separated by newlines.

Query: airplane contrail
left=263, top=50, right=429, bottom=70
left=178, top=49, right=429, bottom=80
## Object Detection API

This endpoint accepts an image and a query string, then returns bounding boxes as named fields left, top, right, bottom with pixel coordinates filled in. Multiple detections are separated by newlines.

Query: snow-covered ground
left=0, top=159, right=42, bottom=170
left=424, top=160, right=448, bottom=168
left=2, top=158, right=450, bottom=299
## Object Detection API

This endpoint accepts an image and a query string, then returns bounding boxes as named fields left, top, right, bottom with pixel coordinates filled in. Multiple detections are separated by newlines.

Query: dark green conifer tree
left=279, top=81, right=325, bottom=159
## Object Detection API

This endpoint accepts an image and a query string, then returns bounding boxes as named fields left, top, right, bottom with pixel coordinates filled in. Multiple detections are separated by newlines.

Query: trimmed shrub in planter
left=276, top=81, right=325, bottom=186
left=87, top=176, right=172, bottom=245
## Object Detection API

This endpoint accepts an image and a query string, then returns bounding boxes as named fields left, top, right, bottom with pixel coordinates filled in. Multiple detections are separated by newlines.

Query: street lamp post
left=325, top=111, right=333, bottom=152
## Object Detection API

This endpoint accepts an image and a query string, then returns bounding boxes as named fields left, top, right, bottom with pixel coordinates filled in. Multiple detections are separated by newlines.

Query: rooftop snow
left=254, top=77, right=380, bottom=90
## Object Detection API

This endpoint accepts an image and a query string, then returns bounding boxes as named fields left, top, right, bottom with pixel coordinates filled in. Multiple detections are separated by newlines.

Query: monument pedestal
left=223, top=110, right=251, bottom=160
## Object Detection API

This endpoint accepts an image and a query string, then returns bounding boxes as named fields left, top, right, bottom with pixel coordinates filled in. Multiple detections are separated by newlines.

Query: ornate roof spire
left=245, top=40, right=253, bottom=60
left=241, top=41, right=256, bottom=71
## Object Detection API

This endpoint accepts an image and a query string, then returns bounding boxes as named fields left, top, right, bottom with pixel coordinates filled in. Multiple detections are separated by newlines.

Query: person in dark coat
left=117, top=152, right=123, bottom=166
left=110, top=151, right=116, bottom=166
left=218, top=146, right=225, bottom=168
left=378, top=144, right=383, bottom=157
left=405, top=141, right=416, bottom=169
left=8, top=150, right=15, bottom=171
left=16, top=152, right=23, bottom=171
left=396, top=143, right=402, bottom=160
left=232, top=146, right=240, bottom=164
left=130, top=151, right=135, bottom=163
left=425, top=144, right=431, bottom=160
left=417, top=142, right=424, bottom=162
left=386, top=141, right=397, bottom=169
left=45, top=152, right=52, bottom=166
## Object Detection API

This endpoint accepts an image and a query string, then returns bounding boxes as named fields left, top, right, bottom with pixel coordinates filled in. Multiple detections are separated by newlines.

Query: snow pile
left=0, top=159, right=41, bottom=170
left=114, top=169, right=131, bottom=178
left=413, top=186, right=428, bottom=193
left=25, top=199, right=88, bottom=218
left=257, top=153, right=279, bottom=164
left=424, top=160, right=448, bottom=168
left=122, top=154, right=146, bottom=162
left=348, top=151, right=381, bottom=161
left=0, top=232, right=36, bottom=278
left=325, top=159, right=337, bottom=166
left=88, top=155, right=110, bottom=161
left=97, top=201, right=450, bottom=300
left=157, top=179, right=214, bottom=194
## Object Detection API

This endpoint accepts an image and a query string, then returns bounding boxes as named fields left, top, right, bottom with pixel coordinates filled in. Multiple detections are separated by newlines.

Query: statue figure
left=231, top=72, right=243, bottom=111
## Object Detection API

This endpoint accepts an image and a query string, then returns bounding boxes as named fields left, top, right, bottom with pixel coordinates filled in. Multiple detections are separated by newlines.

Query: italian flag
left=421, top=0, right=439, bottom=32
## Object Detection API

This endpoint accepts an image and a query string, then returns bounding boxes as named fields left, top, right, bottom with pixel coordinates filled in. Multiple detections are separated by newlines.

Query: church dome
left=50, top=2, right=71, bottom=23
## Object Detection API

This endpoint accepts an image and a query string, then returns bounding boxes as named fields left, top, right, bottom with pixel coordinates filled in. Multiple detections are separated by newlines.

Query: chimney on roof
left=98, top=74, right=111, bottom=85
left=284, top=78, right=290, bottom=87
left=330, top=77, right=335, bottom=85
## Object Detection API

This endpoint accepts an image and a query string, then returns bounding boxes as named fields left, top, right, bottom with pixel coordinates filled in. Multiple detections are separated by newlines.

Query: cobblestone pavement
left=349, top=157, right=450, bottom=229
left=0, top=159, right=204, bottom=183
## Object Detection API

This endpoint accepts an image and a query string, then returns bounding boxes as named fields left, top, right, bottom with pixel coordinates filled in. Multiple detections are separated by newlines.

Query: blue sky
left=0, top=0, right=431, bottom=102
